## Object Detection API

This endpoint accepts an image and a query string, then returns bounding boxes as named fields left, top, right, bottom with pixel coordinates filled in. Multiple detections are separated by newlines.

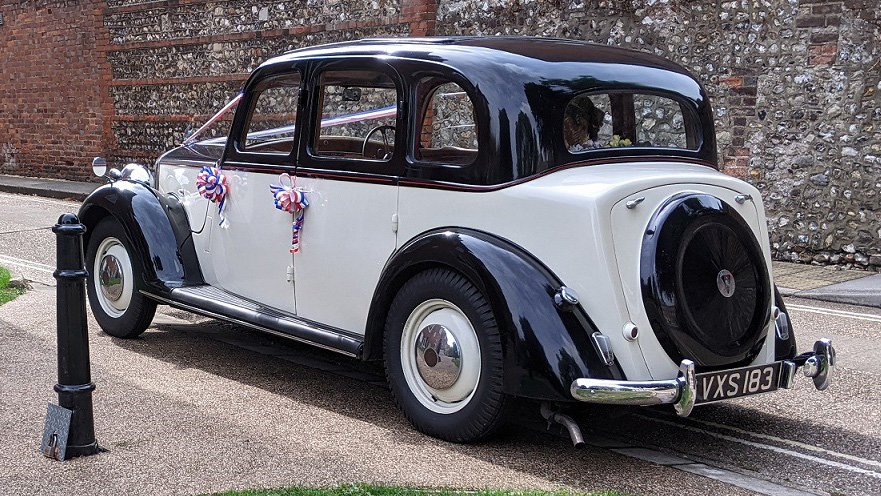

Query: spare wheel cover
left=640, top=193, right=771, bottom=369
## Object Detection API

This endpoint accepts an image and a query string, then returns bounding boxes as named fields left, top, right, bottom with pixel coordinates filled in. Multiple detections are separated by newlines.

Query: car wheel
left=85, top=217, right=156, bottom=338
left=384, top=268, right=510, bottom=442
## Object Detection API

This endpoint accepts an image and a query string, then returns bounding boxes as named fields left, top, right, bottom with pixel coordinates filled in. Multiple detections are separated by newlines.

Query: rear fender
left=365, top=228, right=625, bottom=402
left=78, top=182, right=204, bottom=295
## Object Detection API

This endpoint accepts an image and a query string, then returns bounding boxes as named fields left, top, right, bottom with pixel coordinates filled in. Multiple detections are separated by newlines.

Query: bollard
left=48, top=213, right=99, bottom=459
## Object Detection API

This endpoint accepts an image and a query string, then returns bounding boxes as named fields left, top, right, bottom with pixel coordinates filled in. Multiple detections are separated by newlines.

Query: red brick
left=718, top=76, right=744, bottom=89
left=808, top=43, right=838, bottom=65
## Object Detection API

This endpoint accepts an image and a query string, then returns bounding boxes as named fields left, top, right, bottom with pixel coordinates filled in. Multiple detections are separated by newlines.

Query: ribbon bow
left=196, top=166, right=229, bottom=228
left=270, top=173, right=309, bottom=253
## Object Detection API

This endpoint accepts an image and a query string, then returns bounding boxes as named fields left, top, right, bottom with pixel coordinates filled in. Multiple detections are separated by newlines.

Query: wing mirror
left=92, top=157, right=121, bottom=181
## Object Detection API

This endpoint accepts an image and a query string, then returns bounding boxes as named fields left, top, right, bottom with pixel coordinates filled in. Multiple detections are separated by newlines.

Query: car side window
left=242, top=72, right=301, bottom=154
left=564, top=92, right=697, bottom=153
left=313, top=70, right=398, bottom=162
left=414, top=78, right=478, bottom=165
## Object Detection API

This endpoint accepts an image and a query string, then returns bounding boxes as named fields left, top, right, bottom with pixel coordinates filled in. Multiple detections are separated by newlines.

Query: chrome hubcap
left=415, top=324, right=462, bottom=390
left=99, top=254, right=124, bottom=302
left=93, top=236, right=133, bottom=318
left=400, top=298, right=481, bottom=414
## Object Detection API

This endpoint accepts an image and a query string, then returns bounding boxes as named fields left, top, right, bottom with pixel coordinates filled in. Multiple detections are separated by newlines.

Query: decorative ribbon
left=196, top=166, right=229, bottom=228
left=270, top=173, right=309, bottom=253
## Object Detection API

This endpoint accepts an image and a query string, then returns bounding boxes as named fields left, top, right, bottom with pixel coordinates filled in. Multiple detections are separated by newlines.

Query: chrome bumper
left=570, top=338, right=835, bottom=417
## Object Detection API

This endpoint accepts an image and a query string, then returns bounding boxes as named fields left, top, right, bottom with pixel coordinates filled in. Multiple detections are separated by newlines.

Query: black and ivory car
left=80, top=37, right=834, bottom=444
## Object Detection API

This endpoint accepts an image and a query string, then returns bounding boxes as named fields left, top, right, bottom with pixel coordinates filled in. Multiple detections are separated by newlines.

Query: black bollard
left=51, top=213, right=99, bottom=458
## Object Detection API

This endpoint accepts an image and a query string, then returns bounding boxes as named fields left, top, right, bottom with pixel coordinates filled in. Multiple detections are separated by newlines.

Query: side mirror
left=91, top=157, right=107, bottom=177
left=92, top=157, right=121, bottom=181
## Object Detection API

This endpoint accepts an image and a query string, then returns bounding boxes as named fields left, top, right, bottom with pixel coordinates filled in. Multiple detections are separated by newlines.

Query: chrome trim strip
left=780, top=360, right=797, bottom=389
left=590, top=332, right=615, bottom=366
left=140, top=290, right=359, bottom=358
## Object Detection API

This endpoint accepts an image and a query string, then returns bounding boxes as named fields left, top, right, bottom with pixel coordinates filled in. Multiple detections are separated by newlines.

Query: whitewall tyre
left=85, top=217, right=156, bottom=338
left=384, top=268, right=510, bottom=442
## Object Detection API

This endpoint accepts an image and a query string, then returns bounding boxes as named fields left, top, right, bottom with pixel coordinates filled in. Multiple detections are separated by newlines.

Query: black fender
left=364, top=228, right=625, bottom=402
left=78, top=181, right=204, bottom=295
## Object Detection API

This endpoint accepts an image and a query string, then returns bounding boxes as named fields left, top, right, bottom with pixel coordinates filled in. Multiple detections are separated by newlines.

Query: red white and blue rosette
left=270, top=173, right=309, bottom=253
left=196, top=166, right=230, bottom=228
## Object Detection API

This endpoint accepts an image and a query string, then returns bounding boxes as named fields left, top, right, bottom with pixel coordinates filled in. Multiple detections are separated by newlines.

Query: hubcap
left=93, top=236, right=134, bottom=318
left=415, top=324, right=462, bottom=390
left=400, top=299, right=481, bottom=414
left=99, top=254, right=124, bottom=301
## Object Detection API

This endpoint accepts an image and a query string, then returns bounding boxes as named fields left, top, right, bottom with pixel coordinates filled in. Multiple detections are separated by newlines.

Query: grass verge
left=0, top=266, right=25, bottom=305
left=212, top=484, right=630, bottom=496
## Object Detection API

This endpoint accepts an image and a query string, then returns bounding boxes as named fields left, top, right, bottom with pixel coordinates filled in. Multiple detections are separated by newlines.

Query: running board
left=141, top=286, right=363, bottom=358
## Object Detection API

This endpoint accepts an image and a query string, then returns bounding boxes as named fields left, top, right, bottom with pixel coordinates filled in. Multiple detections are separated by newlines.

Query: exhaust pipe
left=541, top=403, right=585, bottom=449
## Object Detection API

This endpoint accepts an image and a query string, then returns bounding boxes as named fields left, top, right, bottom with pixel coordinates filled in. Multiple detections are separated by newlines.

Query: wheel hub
left=716, top=269, right=735, bottom=298
left=414, top=324, right=462, bottom=390
left=99, top=254, right=124, bottom=302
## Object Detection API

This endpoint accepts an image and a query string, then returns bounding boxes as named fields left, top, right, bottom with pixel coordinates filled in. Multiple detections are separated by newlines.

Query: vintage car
left=80, top=37, right=835, bottom=445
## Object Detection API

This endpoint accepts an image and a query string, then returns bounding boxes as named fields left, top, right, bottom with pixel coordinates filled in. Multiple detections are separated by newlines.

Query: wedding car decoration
left=195, top=166, right=229, bottom=228
left=269, top=174, right=309, bottom=253
left=78, top=38, right=835, bottom=447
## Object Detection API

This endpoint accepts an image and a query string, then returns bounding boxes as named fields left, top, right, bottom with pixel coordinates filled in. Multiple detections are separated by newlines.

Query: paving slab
left=797, top=274, right=881, bottom=308
left=772, top=261, right=880, bottom=307
left=0, top=174, right=98, bottom=201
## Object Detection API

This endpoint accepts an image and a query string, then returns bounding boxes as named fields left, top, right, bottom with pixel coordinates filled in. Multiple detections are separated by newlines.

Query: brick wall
left=0, top=0, right=879, bottom=268
left=0, top=0, right=112, bottom=182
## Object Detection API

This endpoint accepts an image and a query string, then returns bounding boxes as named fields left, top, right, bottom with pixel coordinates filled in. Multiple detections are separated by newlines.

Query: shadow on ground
left=108, top=317, right=877, bottom=494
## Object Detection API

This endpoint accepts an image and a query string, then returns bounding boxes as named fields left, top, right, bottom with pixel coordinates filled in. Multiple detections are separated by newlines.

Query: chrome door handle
left=625, top=197, right=645, bottom=209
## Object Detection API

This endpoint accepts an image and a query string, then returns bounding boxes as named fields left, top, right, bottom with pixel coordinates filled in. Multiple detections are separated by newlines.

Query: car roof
left=252, top=37, right=717, bottom=185
left=264, top=36, right=691, bottom=75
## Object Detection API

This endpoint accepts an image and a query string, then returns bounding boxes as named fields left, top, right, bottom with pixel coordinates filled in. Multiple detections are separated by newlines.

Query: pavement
left=0, top=174, right=99, bottom=201
left=774, top=262, right=881, bottom=307
left=1, top=183, right=881, bottom=495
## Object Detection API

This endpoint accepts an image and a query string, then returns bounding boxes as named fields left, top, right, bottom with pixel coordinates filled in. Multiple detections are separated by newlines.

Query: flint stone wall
left=437, top=0, right=881, bottom=268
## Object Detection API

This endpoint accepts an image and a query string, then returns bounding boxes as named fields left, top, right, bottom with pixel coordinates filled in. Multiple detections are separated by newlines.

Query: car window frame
left=562, top=89, right=703, bottom=158
left=225, top=65, right=305, bottom=168
left=409, top=76, right=481, bottom=168
left=298, top=58, right=407, bottom=178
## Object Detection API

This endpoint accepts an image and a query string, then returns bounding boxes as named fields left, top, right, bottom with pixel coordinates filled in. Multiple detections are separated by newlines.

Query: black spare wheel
left=640, top=193, right=771, bottom=369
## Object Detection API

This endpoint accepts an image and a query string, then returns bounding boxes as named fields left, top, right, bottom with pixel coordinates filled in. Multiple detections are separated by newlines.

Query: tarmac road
left=0, top=191, right=879, bottom=496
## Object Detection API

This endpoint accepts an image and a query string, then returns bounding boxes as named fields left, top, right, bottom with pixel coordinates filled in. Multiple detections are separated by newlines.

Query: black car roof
left=255, top=37, right=718, bottom=185
left=267, top=37, right=693, bottom=78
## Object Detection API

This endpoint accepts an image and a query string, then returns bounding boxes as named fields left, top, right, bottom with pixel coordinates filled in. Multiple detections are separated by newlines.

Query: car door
left=206, top=67, right=304, bottom=313
left=291, top=59, right=404, bottom=334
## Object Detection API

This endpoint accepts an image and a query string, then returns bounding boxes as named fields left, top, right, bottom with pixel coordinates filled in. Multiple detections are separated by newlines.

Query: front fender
left=78, top=181, right=204, bottom=295
left=365, top=228, right=625, bottom=402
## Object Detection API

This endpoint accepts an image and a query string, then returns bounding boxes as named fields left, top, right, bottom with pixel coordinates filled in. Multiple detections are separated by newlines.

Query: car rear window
left=564, top=92, right=699, bottom=153
left=414, top=78, right=478, bottom=165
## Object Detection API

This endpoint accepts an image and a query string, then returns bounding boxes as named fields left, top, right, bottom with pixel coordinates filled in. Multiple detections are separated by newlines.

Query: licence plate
left=695, top=362, right=781, bottom=404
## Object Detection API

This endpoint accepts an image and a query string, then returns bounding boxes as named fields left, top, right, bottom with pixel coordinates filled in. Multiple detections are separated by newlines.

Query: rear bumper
left=570, top=338, right=835, bottom=417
